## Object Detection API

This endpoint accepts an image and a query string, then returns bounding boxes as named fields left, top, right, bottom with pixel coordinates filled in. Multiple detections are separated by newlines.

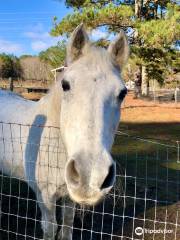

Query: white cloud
left=25, top=31, right=50, bottom=40
left=31, top=41, right=50, bottom=51
left=90, top=29, right=108, bottom=40
left=24, top=23, right=63, bottom=52
left=31, top=38, right=60, bottom=52
left=0, top=39, right=23, bottom=54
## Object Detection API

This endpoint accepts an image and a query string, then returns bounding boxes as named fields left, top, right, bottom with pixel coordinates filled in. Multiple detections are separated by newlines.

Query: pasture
left=0, top=93, right=179, bottom=240
left=121, top=91, right=180, bottom=140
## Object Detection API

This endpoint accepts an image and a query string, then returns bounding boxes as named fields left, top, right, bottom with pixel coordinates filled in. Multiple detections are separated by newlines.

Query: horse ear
left=66, top=23, right=89, bottom=65
left=108, top=30, right=129, bottom=69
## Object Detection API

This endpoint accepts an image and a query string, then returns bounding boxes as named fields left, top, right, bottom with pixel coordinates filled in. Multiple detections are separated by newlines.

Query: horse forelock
left=71, top=45, right=116, bottom=72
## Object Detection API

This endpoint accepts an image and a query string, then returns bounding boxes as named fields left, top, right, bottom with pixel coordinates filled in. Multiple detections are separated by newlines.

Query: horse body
left=0, top=24, right=129, bottom=240
left=0, top=89, right=67, bottom=190
left=0, top=90, right=36, bottom=178
left=0, top=90, right=35, bottom=124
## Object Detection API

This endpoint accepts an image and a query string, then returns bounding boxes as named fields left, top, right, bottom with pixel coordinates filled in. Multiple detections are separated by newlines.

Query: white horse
left=0, top=24, right=129, bottom=240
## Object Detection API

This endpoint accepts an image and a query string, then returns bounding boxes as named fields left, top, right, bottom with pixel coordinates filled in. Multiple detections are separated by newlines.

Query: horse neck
left=39, top=82, right=61, bottom=128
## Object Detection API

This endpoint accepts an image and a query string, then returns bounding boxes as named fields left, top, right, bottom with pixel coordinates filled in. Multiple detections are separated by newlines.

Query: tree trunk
left=135, top=1, right=149, bottom=97
left=135, top=0, right=143, bottom=18
left=9, top=77, right=14, bottom=92
left=141, top=65, right=149, bottom=96
left=155, top=4, right=158, bottom=19
left=160, top=5, right=163, bottom=19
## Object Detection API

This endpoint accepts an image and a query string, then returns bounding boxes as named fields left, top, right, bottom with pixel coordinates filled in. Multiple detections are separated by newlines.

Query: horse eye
left=118, top=88, right=127, bottom=101
left=61, top=80, right=70, bottom=92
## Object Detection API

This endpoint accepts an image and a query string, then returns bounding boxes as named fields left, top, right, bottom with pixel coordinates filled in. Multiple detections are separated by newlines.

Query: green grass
left=119, top=122, right=180, bottom=141
left=111, top=129, right=180, bottom=239
left=112, top=125, right=179, bottom=199
left=111, top=123, right=180, bottom=239
left=162, top=161, right=180, bottom=170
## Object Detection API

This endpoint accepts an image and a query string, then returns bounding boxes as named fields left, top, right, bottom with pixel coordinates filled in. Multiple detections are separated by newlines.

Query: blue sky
left=0, top=0, right=115, bottom=56
left=0, top=0, right=72, bottom=56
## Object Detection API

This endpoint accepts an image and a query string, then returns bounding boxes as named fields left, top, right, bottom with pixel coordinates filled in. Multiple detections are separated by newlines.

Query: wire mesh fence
left=148, top=88, right=180, bottom=104
left=133, top=87, right=180, bottom=105
left=0, top=122, right=180, bottom=240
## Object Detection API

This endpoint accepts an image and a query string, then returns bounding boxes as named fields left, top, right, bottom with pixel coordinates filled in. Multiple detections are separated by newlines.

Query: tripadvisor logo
left=135, top=227, right=144, bottom=236
left=135, top=227, right=173, bottom=236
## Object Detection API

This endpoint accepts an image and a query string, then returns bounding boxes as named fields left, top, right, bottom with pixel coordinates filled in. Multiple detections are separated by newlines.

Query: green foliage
left=172, top=50, right=180, bottom=72
left=51, top=4, right=133, bottom=36
left=0, top=54, right=22, bottom=78
left=51, top=0, right=180, bottom=85
left=39, top=41, right=66, bottom=68
left=65, top=0, right=87, bottom=8
left=19, top=55, right=34, bottom=59
left=132, top=3, right=180, bottom=83
left=131, top=45, right=179, bottom=84
left=95, top=38, right=109, bottom=48
left=11, top=55, right=22, bottom=78
left=136, top=4, right=180, bottom=48
left=62, top=0, right=121, bottom=9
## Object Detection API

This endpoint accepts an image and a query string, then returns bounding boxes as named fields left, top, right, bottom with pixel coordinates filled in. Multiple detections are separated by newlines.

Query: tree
left=20, top=56, right=51, bottom=82
left=134, top=2, right=179, bottom=94
left=20, top=55, right=34, bottom=59
left=11, top=55, right=22, bottom=79
left=39, top=41, right=66, bottom=68
left=51, top=0, right=179, bottom=96
left=0, top=58, right=3, bottom=78
left=0, top=54, right=22, bottom=79
left=59, top=0, right=119, bottom=9
left=51, top=3, right=133, bottom=36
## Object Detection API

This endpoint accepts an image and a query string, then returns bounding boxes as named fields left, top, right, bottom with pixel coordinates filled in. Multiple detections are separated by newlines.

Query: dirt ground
left=121, top=92, right=180, bottom=123
left=119, top=92, right=180, bottom=142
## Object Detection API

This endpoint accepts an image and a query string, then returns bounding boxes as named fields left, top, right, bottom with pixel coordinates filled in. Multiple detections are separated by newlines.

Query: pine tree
left=51, top=1, right=180, bottom=95
left=39, top=41, right=66, bottom=68
left=0, top=54, right=22, bottom=79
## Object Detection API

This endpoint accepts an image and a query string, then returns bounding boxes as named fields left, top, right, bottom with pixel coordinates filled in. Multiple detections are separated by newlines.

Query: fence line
left=124, top=87, right=180, bottom=107
left=0, top=122, right=180, bottom=239
left=116, top=130, right=178, bottom=148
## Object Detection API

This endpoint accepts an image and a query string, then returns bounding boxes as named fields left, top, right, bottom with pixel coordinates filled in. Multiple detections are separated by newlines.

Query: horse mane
left=38, top=69, right=66, bottom=127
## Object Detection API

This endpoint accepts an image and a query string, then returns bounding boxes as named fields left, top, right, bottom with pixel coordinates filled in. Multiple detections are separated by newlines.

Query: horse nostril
left=118, top=87, right=128, bottom=101
left=66, top=160, right=80, bottom=187
left=100, top=164, right=116, bottom=190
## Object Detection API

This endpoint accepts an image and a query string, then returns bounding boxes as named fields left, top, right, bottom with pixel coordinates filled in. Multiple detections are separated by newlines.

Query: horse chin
left=67, top=188, right=104, bottom=206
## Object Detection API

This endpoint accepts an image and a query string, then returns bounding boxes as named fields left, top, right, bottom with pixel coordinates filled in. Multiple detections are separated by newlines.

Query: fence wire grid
left=0, top=122, right=180, bottom=240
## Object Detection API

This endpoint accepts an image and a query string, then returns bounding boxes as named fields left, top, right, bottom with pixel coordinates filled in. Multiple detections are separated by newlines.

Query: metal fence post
left=175, top=87, right=178, bottom=106
left=177, top=141, right=180, bottom=164
left=153, top=79, right=156, bottom=104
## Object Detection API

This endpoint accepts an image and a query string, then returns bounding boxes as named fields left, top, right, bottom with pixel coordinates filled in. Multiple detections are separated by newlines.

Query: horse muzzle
left=65, top=156, right=116, bottom=205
